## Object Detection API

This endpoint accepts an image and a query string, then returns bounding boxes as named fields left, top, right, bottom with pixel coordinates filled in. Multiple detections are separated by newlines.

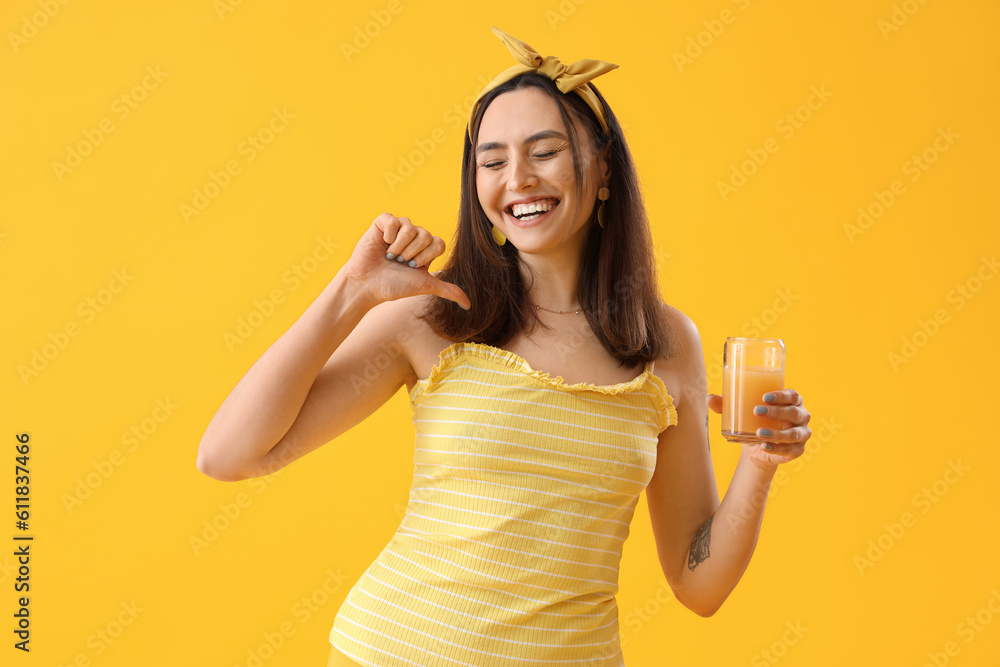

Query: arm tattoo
left=688, top=515, right=714, bottom=570
left=705, top=414, right=710, bottom=452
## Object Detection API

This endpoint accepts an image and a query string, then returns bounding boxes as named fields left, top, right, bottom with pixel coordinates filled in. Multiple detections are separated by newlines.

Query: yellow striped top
left=329, top=341, right=678, bottom=666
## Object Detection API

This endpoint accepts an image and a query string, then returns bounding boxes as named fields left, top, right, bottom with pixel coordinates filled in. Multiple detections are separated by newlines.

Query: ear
left=599, top=141, right=612, bottom=184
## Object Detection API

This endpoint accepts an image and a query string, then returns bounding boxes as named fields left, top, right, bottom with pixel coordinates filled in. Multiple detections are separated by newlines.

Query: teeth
left=511, top=199, right=557, bottom=218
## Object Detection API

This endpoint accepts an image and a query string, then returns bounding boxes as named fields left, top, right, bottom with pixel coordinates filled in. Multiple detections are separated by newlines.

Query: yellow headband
left=467, top=26, right=619, bottom=143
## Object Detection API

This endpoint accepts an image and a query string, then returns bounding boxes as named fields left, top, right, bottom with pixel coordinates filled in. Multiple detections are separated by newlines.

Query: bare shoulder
left=368, top=290, right=431, bottom=360
left=663, top=303, right=701, bottom=358
left=407, top=272, right=461, bottom=377
left=372, top=272, right=455, bottom=389
left=651, top=302, right=705, bottom=406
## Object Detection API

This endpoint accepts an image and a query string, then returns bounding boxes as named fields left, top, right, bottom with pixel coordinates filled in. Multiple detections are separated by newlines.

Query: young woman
left=197, top=27, right=812, bottom=667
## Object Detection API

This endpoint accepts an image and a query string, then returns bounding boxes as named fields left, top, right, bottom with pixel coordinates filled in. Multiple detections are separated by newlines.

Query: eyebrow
left=475, top=130, right=567, bottom=155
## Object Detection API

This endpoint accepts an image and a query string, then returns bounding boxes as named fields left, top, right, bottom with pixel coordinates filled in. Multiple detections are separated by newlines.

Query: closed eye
left=481, top=151, right=559, bottom=169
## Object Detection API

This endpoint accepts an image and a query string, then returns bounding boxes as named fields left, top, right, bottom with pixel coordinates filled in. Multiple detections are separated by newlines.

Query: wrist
left=325, top=268, right=379, bottom=319
left=740, top=446, right=779, bottom=480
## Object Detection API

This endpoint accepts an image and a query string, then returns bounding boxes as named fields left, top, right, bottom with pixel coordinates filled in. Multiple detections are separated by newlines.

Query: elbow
left=677, top=590, right=721, bottom=618
left=690, top=601, right=722, bottom=618
left=675, top=593, right=720, bottom=618
left=666, top=574, right=723, bottom=618
left=196, top=445, right=250, bottom=482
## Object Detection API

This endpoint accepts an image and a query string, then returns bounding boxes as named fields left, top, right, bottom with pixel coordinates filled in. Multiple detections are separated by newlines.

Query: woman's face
left=475, top=86, right=608, bottom=256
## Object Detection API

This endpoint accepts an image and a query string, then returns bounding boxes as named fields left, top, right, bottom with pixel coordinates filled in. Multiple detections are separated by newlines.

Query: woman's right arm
left=195, top=213, right=470, bottom=482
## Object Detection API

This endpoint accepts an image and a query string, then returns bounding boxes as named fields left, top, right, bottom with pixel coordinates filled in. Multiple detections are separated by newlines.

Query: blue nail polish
left=754, top=406, right=768, bottom=415
left=386, top=252, right=395, bottom=260
left=396, top=255, right=405, bottom=262
left=763, top=393, right=777, bottom=403
left=408, top=259, right=417, bottom=268
left=763, top=443, right=773, bottom=451
left=758, top=429, right=772, bottom=438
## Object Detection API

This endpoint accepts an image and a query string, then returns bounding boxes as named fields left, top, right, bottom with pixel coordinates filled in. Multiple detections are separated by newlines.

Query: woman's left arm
left=645, top=307, right=811, bottom=618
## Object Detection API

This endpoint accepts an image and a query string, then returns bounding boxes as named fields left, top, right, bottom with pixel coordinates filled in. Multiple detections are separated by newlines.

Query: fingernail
left=758, top=429, right=773, bottom=438
left=763, top=393, right=777, bottom=402
left=763, top=443, right=773, bottom=451
left=754, top=406, right=768, bottom=415
left=396, top=255, right=405, bottom=262
left=408, top=259, right=417, bottom=268
left=386, top=252, right=395, bottom=260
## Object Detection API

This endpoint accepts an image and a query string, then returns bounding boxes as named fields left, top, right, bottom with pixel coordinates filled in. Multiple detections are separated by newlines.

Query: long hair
left=416, top=71, right=676, bottom=368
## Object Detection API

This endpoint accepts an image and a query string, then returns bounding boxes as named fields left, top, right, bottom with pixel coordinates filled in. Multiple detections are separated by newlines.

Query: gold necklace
left=533, top=302, right=588, bottom=315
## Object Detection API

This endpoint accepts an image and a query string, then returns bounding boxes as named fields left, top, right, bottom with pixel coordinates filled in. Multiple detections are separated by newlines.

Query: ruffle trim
left=411, top=342, right=679, bottom=430
left=646, top=373, right=679, bottom=434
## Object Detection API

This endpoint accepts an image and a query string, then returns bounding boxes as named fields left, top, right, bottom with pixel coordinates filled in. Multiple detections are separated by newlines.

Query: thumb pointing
left=428, top=275, right=471, bottom=311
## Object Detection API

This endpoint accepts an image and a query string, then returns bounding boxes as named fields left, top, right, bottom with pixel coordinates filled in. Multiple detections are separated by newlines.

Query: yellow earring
left=597, top=186, right=610, bottom=228
left=491, top=224, right=507, bottom=246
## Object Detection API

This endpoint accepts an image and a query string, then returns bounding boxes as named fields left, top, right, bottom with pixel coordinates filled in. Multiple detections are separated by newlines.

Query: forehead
left=477, top=87, right=568, bottom=143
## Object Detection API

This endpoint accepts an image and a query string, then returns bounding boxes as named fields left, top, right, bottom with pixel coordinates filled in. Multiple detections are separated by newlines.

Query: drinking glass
left=721, top=337, right=786, bottom=444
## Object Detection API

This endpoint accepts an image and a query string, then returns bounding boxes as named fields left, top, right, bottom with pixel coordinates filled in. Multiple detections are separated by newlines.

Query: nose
left=505, top=153, right=538, bottom=193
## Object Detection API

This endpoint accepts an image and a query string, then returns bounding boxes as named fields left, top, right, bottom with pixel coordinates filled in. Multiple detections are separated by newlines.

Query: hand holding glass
left=721, top=337, right=786, bottom=444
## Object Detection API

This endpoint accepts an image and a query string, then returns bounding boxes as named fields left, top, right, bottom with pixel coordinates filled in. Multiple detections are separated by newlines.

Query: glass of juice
left=721, top=337, right=785, bottom=444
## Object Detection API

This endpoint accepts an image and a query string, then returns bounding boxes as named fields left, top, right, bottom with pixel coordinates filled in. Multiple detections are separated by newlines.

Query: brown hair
left=416, top=72, right=676, bottom=368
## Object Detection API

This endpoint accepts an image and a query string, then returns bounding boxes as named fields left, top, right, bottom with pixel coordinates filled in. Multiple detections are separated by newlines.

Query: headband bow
left=467, top=26, right=618, bottom=142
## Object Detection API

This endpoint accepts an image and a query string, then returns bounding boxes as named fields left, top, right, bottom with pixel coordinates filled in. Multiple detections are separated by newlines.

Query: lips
left=505, top=199, right=560, bottom=227
left=504, top=196, right=560, bottom=217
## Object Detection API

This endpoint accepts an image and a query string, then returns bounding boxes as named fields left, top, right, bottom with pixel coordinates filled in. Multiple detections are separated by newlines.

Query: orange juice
left=721, top=365, right=785, bottom=441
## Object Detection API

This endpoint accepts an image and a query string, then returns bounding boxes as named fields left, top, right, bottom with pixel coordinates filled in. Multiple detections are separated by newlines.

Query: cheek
left=549, top=159, right=577, bottom=189
left=476, top=174, right=499, bottom=204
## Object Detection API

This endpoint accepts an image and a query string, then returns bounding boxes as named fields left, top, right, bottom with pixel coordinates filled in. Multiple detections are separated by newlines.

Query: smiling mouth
left=505, top=198, right=561, bottom=222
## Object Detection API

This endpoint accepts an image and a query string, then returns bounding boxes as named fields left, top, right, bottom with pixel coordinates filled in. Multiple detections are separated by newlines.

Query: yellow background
left=2, top=0, right=998, bottom=665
